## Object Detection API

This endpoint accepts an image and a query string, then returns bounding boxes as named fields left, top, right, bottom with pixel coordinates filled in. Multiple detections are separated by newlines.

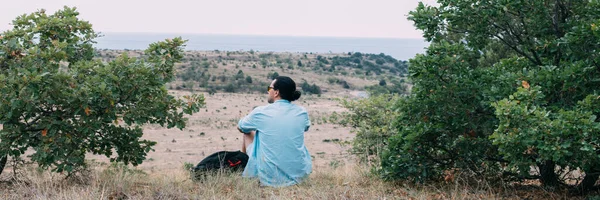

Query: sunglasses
left=267, top=86, right=274, bottom=92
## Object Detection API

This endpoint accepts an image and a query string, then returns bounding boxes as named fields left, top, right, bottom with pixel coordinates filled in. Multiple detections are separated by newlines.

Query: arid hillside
left=96, top=49, right=410, bottom=95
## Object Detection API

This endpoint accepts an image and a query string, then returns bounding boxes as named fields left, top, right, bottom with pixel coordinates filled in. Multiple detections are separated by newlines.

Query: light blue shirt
left=238, top=99, right=311, bottom=187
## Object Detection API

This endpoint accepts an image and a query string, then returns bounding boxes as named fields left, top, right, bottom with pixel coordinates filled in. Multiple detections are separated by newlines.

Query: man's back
left=238, top=99, right=311, bottom=187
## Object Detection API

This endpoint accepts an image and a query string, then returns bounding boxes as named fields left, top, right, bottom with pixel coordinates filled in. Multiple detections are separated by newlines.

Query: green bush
left=300, top=81, right=321, bottom=95
left=0, top=7, right=204, bottom=174
left=267, top=72, right=279, bottom=80
left=235, top=70, right=245, bottom=80
left=364, top=83, right=406, bottom=96
left=379, top=0, right=600, bottom=191
left=327, top=77, right=339, bottom=84
left=492, top=86, right=600, bottom=187
left=381, top=42, right=499, bottom=183
left=224, top=83, right=236, bottom=93
left=332, top=94, right=402, bottom=163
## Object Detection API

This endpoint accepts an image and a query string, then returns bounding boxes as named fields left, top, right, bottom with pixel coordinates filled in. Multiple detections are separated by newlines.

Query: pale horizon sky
left=2, top=0, right=437, bottom=39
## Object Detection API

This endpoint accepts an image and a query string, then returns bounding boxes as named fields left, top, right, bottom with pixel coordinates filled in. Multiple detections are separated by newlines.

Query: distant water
left=94, top=33, right=429, bottom=61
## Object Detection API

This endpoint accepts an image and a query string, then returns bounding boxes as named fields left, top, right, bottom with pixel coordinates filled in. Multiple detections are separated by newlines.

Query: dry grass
left=0, top=161, right=586, bottom=200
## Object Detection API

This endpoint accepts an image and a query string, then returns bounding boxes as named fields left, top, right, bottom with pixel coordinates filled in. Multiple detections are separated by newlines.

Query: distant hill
left=95, top=49, right=410, bottom=95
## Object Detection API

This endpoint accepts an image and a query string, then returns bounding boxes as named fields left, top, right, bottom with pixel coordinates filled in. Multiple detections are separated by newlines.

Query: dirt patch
left=85, top=91, right=355, bottom=172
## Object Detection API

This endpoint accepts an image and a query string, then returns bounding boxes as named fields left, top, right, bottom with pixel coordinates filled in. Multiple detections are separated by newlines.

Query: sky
left=1, top=0, right=438, bottom=39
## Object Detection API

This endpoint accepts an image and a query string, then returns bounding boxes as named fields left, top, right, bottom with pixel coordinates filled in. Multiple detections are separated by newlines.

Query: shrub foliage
left=343, top=0, right=600, bottom=193
left=0, top=7, right=204, bottom=174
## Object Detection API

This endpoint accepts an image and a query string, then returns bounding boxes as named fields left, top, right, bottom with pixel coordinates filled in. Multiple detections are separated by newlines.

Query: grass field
left=0, top=160, right=579, bottom=199
left=0, top=50, right=594, bottom=199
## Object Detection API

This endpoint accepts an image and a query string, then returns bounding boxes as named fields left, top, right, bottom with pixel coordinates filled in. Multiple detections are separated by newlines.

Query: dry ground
left=101, top=90, right=357, bottom=172
left=0, top=90, right=357, bottom=173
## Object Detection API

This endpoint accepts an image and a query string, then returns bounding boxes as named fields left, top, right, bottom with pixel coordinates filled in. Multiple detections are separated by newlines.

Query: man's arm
left=304, top=110, right=311, bottom=132
left=238, top=107, right=261, bottom=134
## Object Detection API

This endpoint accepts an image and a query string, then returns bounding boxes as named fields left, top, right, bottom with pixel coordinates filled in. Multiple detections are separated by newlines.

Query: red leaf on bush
left=521, top=80, right=530, bottom=89
left=84, top=107, right=91, bottom=116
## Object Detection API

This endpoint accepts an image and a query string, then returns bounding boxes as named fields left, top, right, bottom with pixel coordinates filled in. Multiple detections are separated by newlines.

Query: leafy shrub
left=379, top=0, right=600, bottom=191
left=0, top=7, right=204, bottom=174
left=332, top=94, right=401, bottom=163
left=224, top=83, right=236, bottom=93
left=492, top=85, right=600, bottom=188
left=267, top=72, right=279, bottom=80
left=300, top=81, right=321, bottom=95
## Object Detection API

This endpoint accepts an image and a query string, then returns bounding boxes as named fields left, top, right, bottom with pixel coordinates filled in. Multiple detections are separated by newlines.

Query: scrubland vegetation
left=3, top=0, right=600, bottom=198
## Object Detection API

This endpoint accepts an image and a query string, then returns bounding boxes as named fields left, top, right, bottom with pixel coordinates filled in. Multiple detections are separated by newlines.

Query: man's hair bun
left=292, top=91, right=301, bottom=101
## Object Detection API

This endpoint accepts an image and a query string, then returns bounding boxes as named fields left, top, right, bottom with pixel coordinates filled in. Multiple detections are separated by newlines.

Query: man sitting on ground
left=237, top=76, right=312, bottom=187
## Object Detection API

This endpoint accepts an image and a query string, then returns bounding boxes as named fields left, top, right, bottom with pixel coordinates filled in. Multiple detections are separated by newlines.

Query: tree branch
left=492, top=33, right=539, bottom=65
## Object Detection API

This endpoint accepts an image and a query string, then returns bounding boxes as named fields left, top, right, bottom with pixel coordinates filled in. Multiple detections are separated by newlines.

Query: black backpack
left=191, top=150, right=249, bottom=181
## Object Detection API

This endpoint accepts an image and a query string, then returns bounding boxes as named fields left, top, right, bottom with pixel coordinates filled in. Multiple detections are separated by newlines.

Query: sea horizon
left=94, top=32, right=430, bottom=61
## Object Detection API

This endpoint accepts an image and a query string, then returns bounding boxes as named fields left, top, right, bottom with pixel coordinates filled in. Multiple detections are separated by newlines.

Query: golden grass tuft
left=0, top=161, right=589, bottom=200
